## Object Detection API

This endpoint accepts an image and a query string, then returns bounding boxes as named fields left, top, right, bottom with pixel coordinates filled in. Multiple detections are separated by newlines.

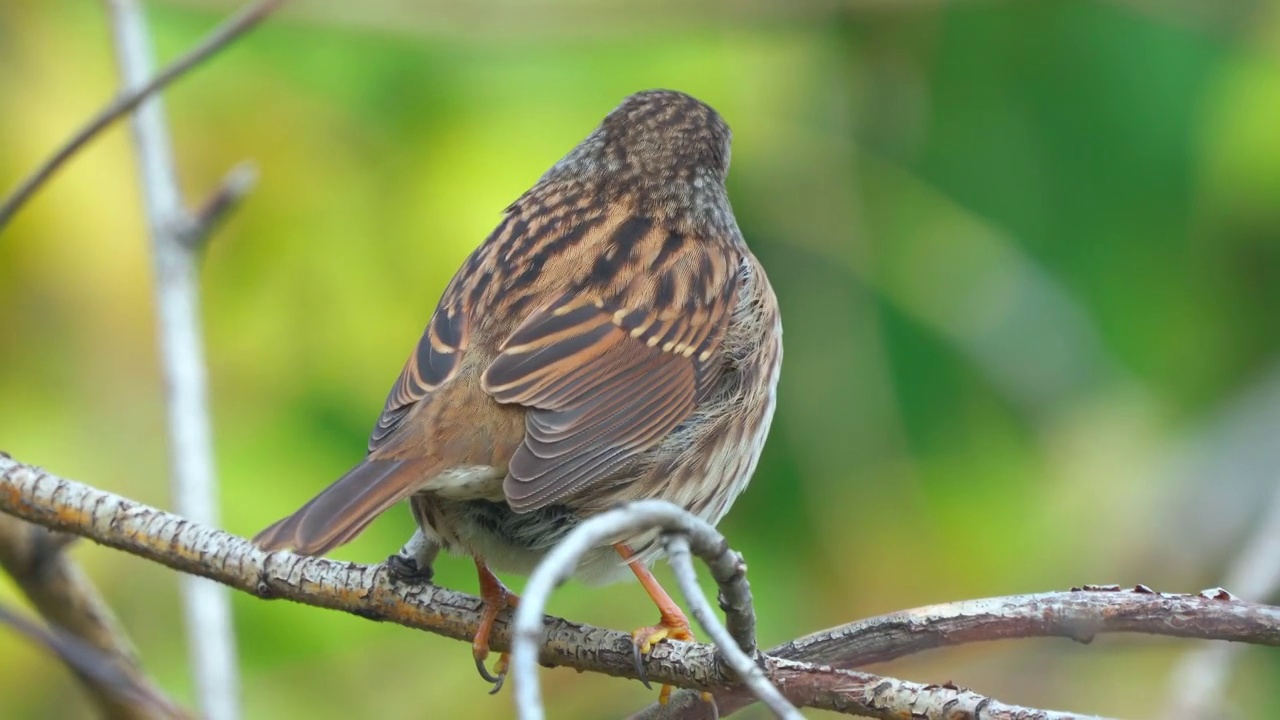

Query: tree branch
left=1166, top=475, right=1280, bottom=717
left=101, top=1, right=263, bottom=717
left=4, top=455, right=1280, bottom=718
left=0, top=512, right=187, bottom=718
left=510, top=501, right=777, bottom=720
left=0, top=602, right=184, bottom=718
left=718, top=659, right=1106, bottom=720
left=0, top=455, right=720, bottom=684
left=0, top=0, right=286, bottom=233
left=664, top=533, right=798, bottom=719
left=645, top=584, right=1280, bottom=719
left=186, top=162, right=258, bottom=249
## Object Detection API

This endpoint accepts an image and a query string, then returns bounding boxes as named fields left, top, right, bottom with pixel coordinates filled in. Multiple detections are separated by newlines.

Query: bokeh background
left=3, top=0, right=1280, bottom=717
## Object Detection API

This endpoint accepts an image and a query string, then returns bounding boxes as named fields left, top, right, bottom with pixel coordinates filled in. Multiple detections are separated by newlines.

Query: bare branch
left=719, top=659, right=1108, bottom=720
left=642, top=656, right=1121, bottom=719
left=185, top=161, right=258, bottom=250
left=0, top=603, right=185, bottom=717
left=643, top=585, right=1280, bottom=718
left=0, top=513, right=187, bottom=718
left=664, top=533, right=799, bottom=719
left=102, top=1, right=255, bottom=717
left=4, top=455, right=1280, bottom=718
left=0, top=0, right=287, bottom=232
left=512, top=501, right=764, bottom=720
left=774, top=584, right=1276, bottom=666
left=1166, top=477, right=1280, bottom=717
left=0, top=455, right=720, bottom=685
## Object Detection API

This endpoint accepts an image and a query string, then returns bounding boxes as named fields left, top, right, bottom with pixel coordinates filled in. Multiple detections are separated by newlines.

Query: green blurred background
left=3, top=0, right=1279, bottom=717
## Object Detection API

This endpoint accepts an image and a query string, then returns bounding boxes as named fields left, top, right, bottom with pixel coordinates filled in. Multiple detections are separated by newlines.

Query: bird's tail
left=254, top=458, right=436, bottom=556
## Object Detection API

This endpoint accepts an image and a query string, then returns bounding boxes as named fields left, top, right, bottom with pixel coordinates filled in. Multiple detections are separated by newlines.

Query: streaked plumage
left=254, top=89, right=782, bottom=692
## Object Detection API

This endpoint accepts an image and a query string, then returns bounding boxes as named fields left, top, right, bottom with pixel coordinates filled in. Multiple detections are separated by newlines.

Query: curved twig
left=664, top=533, right=798, bottom=719
left=0, top=0, right=286, bottom=232
left=511, top=501, right=763, bottom=720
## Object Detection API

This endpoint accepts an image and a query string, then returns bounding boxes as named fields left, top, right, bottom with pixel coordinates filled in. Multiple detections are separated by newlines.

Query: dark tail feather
left=254, top=458, right=434, bottom=556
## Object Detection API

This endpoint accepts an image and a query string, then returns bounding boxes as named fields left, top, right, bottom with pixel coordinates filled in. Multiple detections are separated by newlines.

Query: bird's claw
left=631, top=621, right=692, bottom=703
left=472, top=562, right=517, bottom=695
left=474, top=652, right=509, bottom=694
left=632, top=641, right=652, bottom=690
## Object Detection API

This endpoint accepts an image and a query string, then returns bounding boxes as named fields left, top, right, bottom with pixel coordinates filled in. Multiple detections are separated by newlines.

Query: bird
left=253, top=88, right=782, bottom=700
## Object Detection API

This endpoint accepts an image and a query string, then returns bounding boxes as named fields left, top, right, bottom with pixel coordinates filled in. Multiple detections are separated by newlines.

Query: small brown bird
left=254, top=89, right=782, bottom=697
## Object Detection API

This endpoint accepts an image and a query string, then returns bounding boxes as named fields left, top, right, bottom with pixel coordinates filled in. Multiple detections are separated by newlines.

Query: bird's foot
left=385, top=529, right=439, bottom=584
left=384, top=553, right=434, bottom=584
left=472, top=559, right=519, bottom=695
left=631, top=612, right=695, bottom=704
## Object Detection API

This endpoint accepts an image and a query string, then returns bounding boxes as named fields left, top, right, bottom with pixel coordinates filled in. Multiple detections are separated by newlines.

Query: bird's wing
left=367, top=295, right=468, bottom=452
left=482, top=218, right=741, bottom=511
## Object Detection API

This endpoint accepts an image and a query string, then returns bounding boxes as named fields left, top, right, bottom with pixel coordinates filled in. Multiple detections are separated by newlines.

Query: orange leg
left=616, top=543, right=695, bottom=704
left=472, top=557, right=519, bottom=693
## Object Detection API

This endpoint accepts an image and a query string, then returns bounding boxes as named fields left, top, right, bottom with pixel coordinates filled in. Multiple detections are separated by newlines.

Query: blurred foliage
left=2, top=0, right=1279, bottom=717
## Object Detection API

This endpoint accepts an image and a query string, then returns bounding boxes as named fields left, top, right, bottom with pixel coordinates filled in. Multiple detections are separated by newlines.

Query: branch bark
left=665, top=534, right=795, bottom=718
left=5, top=455, right=1280, bottom=718
left=0, top=512, right=186, bottom=719
left=637, top=585, right=1280, bottom=718
left=0, top=455, right=717, bottom=685
left=510, top=501, right=786, bottom=720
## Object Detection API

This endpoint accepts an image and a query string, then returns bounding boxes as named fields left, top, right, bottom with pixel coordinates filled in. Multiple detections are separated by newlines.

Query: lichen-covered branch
left=0, top=455, right=719, bottom=686
left=5, top=455, right=1280, bottom=719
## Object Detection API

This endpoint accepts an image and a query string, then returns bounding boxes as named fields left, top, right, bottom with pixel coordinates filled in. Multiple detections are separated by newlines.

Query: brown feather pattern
left=255, top=89, right=781, bottom=586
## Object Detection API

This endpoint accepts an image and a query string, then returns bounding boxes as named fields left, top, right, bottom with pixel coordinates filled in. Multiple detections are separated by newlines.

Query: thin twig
left=4, top=456, right=1279, bottom=718
left=0, top=0, right=286, bottom=232
left=664, top=534, right=798, bottom=719
left=0, top=514, right=188, bottom=718
left=512, top=501, right=762, bottom=720
left=185, top=161, right=258, bottom=249
left=1166, top=477, right=1280, bottom=717
left=0, top=603, right=183, bottom=715
left=103, top=2, right=261, bottom=717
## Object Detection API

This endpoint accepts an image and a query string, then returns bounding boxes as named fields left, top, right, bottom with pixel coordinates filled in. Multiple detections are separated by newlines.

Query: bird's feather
left=253, top=458, right=438, bottom=555
left=481, top=216, right=741, bottom=511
